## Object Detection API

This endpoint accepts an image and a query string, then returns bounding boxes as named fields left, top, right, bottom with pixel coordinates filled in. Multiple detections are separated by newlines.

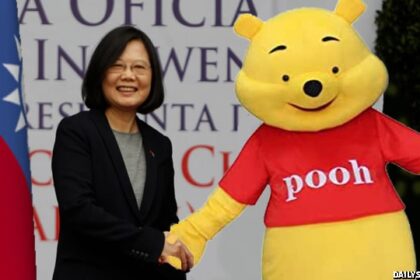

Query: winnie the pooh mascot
left=166, top=0, right=420, bottom=279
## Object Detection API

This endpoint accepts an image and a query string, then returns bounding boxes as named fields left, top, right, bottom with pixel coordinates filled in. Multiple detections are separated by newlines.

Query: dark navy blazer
left=52, top=109, right=185, bottom=280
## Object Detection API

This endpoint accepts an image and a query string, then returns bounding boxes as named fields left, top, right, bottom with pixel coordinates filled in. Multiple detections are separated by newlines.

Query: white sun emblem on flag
left=2, top=35, right=25, bottom=132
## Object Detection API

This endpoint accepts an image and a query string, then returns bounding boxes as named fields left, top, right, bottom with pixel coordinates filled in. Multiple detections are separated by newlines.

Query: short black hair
left=82, top=26, right=164, bottom=114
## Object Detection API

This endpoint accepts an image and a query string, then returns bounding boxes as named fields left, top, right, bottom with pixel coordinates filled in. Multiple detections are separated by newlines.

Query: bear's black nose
left=303, top=80, right=323, bottom=97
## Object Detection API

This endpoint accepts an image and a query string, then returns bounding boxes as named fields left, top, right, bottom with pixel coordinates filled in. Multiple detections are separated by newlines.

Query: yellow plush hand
left=166, top=220, right=207, bottom=269
left=167, top=187, right=246, bottom=270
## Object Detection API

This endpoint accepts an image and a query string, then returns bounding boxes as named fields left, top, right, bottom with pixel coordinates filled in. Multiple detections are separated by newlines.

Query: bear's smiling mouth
left=289, top=97, right=337, bottom=112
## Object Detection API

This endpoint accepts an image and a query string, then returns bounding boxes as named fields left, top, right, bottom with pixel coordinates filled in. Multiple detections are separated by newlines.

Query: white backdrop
left=17, top=0, right=383, bottom=279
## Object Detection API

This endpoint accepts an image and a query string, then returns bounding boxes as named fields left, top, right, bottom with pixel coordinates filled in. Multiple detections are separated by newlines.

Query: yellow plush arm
left=167, top=187, right=246, bottom=269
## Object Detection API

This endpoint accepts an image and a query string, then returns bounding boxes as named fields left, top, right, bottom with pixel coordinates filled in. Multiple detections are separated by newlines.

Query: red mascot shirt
left=219, top=108, right=420, bottom=227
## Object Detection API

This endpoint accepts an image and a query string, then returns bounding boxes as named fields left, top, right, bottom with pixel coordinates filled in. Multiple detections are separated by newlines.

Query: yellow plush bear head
left=234, top=0, right=388, bottom=131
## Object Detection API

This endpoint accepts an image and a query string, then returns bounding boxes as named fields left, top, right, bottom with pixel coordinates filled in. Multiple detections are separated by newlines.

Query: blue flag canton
left=0, top=0, right=31, bottom=187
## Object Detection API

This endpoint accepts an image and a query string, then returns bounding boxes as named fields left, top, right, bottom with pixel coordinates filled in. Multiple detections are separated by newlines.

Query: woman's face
left=102, top=40, right=152, bottom=113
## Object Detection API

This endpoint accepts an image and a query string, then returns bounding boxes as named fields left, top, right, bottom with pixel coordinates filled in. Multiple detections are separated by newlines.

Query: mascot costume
left=167, top=0, right=420, bottom=279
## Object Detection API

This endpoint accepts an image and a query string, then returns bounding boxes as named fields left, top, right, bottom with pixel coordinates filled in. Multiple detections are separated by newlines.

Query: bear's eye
left=282, top=75, right=290, bottom=82
left=332, top=66, right=339, bottom=74
left=269, top=45, right=287, bottom=54
left=322, top=36, right=340, bottom=42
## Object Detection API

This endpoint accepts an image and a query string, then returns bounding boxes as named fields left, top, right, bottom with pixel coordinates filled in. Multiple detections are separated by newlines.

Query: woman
left=52, top=26, right=193, bottom=280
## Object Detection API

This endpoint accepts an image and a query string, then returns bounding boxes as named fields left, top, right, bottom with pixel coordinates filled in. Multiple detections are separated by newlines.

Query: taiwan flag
left=0, top=1, right=36, bottom=279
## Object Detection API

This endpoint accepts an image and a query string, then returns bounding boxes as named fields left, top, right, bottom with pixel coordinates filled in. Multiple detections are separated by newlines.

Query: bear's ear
left=334, top=0, right=366, bottom=24
left=233, top=14, right=263, bottom=40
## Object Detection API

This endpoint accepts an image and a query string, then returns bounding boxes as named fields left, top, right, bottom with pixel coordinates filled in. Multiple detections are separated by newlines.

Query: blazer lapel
left=137, top=119, right=158, bottom=221
left=89, top=110, right=142, bottom=223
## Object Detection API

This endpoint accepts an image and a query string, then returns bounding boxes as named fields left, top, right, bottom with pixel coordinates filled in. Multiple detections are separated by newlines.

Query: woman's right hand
left=159, top=232, right=194, bottom=272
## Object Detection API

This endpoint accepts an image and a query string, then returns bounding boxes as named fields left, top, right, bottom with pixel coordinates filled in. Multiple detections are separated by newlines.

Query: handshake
left=158, top=188, right=246, bottom=272
left=159, top=231, right=194, bottom=271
